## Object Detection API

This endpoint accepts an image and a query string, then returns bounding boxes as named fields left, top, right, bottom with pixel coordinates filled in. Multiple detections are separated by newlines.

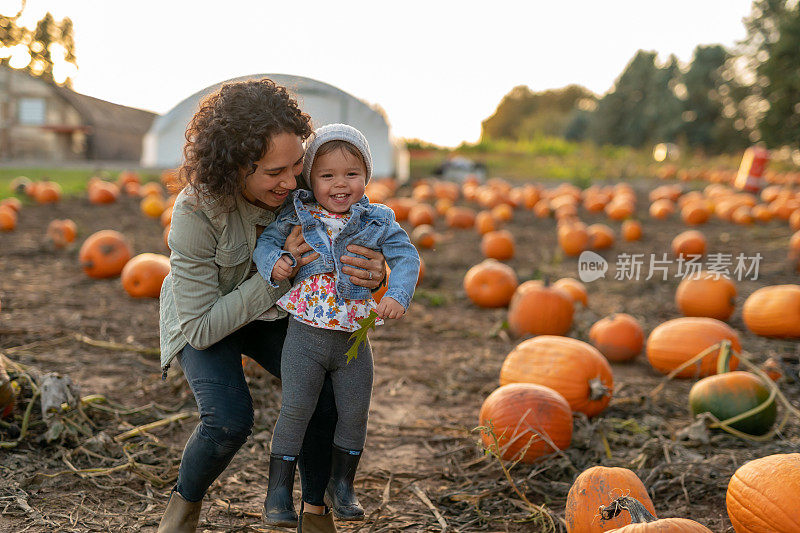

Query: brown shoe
left=157, top=490, right=202, bottom=533
left=298, top=503, right=337, bottom=533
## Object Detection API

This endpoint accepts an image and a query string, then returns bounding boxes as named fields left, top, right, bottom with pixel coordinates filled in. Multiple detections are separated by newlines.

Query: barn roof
left=53, top=86, right=156, bottom=135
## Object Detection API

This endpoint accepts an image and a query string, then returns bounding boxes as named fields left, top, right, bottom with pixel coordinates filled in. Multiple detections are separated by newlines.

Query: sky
left=9, top=0, right=756, bottom=147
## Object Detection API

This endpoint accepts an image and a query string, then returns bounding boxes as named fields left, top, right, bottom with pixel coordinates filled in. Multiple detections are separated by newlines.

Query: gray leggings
left=270, top=318, right=373, bottom=456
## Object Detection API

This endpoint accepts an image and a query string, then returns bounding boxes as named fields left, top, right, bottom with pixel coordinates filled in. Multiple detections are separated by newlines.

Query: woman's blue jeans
left=174, top=317, right=337, bottom=505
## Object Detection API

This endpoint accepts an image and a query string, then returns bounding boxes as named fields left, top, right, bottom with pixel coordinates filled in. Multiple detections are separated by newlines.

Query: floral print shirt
left=277, top=204, right=382, bottom=332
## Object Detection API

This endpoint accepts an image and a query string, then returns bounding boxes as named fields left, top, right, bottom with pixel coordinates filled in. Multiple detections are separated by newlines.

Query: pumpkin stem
left=589, top=377, right=610, bottom=401
left=715, top=340, right=733, bottom=375
left=599, top=496, right=657, bottom=524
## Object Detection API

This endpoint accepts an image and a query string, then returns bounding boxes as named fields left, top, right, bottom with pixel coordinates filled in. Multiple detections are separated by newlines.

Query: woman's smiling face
left=242, top=131, right=305, bottom=210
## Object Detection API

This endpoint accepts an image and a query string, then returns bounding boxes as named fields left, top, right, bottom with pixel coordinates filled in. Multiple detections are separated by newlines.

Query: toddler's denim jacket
left=253, top=189, right=421, bottom=310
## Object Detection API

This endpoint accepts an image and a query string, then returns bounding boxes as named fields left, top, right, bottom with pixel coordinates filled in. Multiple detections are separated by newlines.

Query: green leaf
left=345, top=311, right=378, bottom=364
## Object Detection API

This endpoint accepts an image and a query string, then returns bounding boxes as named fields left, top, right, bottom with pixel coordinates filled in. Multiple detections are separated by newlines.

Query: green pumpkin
left=688, top=371, right=776, bottom=435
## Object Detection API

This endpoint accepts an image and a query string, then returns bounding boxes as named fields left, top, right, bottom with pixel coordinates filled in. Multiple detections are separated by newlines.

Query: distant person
left=253, top=123, right=420, bottom=529
left=158, top=80, right=387, bottom=533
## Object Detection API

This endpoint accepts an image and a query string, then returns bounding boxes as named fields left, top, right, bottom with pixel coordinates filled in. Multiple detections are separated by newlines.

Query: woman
left=157, top=78, right=386, bottom=533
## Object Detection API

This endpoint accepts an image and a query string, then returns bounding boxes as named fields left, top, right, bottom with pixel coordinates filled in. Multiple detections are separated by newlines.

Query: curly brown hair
left=180, top=78, right=312, bottom=203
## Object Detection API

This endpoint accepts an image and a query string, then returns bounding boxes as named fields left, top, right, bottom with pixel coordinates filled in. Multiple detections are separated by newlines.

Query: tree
left=481, top=85, right=595, bottom=141
left=0, top=2, right=77, bottom=86
left=756, top=3, right=800, bottom=147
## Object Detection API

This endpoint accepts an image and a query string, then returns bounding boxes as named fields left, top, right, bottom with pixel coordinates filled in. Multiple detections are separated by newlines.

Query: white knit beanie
left=300, top=123, right=373, bottom=190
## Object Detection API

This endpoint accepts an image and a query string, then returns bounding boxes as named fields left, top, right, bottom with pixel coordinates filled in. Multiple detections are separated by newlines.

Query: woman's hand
left=284, top=226, right=320, bottom=276
left=341, top=245, right=386, bottom=289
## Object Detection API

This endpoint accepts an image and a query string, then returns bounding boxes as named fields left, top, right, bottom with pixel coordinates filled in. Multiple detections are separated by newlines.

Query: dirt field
left=1, top=181, right=798, bottom=532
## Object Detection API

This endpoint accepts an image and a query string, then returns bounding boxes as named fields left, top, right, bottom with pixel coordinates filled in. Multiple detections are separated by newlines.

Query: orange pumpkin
left=646, top=317, right=740, bottom=378
left=558, top=222, right=589, bottom=257
left=491, top=203, right=514, bottom=222
left=481, top=229, right=515, bottom=261
left=445, top=206, right=476, bottom=229
left=726, top=453, right=800, bottom=533
left=681, top=202, right=710, bottom=225
left=605, top=200, right=634, bottom=221
left=588, top=313, right=644, bottom=363
left=587, top=224, right=615, bottom=250
left=508, top=281, right=574, bottom=337
left=649, top=199, right=675, bottom=219
left=79, top=230, right=134, bottom=279
left=742, top=284, right=800, bottom=338
left=621, top=220, right=642, bottom=241
left=88, top=181, right=120, bottom=204
left=533, top=199, right=551, bottom=218
left=140, top=195, right=166, bottom=218
left=139, top=182, right=165, bottom=198
left=474, top=210, right=497, bottom=234
left=46, top=219, right=78, bottom=249
left=411, top=224, right=437, bottom=249
left=121, top=253, right=171, bottom=298
left=675, top=271, right=737, bottom=321
left=117, top=171, right=141, bottom=188
left=383, top=198, right=413, bottom=221
left=565, top=466, right=657, bottom=533
left=478, top=383, right=573, bottom=463
left=0, top=197, right=22, bottom=213
left=463, top=259, right=519, bottom=308
left=671, top=230, right=707, bottom=258
left=34, top=181, right=62, bottom=204
left=553, top=277, right=588, bottom=308
left=499, top=335, right=613, bottom=417
left=0, top=205, right=17, bottom=231
left=407, top=204, right=436, bottom=227
left=600, top=496, right=712, bottom=532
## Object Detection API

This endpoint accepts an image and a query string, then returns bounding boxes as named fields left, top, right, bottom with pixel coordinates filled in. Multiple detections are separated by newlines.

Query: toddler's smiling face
left=309, top=144, right=367, bottom=213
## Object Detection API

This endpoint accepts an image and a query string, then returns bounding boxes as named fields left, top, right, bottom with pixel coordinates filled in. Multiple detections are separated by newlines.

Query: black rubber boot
left=263, top=454, right=299, bottom=527
left=325, top=445, right=364, bottom=521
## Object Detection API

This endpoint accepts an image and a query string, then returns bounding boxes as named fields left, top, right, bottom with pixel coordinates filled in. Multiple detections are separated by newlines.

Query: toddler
left=254, top=123, right=420, bottom=527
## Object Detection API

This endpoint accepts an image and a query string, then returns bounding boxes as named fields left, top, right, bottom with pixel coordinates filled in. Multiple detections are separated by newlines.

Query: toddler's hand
left=376, top=297, right=405, bottom=320
left=271, top=255, right=294, bottom=282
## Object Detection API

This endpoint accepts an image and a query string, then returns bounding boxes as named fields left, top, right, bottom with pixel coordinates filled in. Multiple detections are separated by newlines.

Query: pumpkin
left=411, top=224, right=437, bottom=249
left=123, top=181, right=141, bottom=197
left=587, top=224, right=615, bottom=250
left=478, top=383, right=573, bottom=464
left=689, top=369, right=776, bottom=436
left=621, top=220, right=642, bottom=241
left=500, top=335, right=613, bottom=417
left=565, top=466, right=656, bottom=533
left=680, top=202, right=710, bottom=225
left=121, top=253, right=171, bottom=298
left=649, top=199, right=675, bottom=219
left=751, top=204, right=773, bottom=223
left=481, top=230, right=515, bottom=261
left=79, top=230, right=134, bottom=279
left=671, top=230, right=706, bottom=258
left=491, top=203, right=514, bottom=222
left=445, top=206, right=475, bottom=229
left=0, top=355, right=16, bottom=418
left=383, top=198, right=413, bottom=221
left=0, top=205, right=17, bottom=232
left=675, top=271, right=737, bottom=321
left=160, top=206, right=174, bottom=228
left=46, top=219, right=78, bottom=249
left=600, top=496, right=712, bottom=532
left=742, top=285, right=800, bottom=338
left=588, top=313, right=644, bottom=363
left=434, top=198, right=453, bottom=216
left=463, top=259, right=518, bottom=308
left=605, top=200, right=634, bottom=221
left=0, top=197, right=22, bottom=213
left=34, top=181, right=62, bottom=204
left=726, top=453, right=800, bottom=532
left=88, top=181, right=120, bottom=204
left=474, top=210, right=497, bottom=234
left=140, top=195, right=166, bottom=218
left=508, top=281, right=574, bottom=337
left=9, top=176, right=32, bottom=195
left=366, top=182, right=392, bottom=204
left=553, top=277, right=588, bottom=307
left=558, top=222, right=589, bottom=257
left=790, top=209, right=800, bottom=231
left=139, top=182, right=165, bottom=198
left=646, top=317, right=740, bottom=378
left=407, top=204, right=436, bottom=227
left=117, top=170, right=141, bottom=188
left=533, top=199, right=551, bottom=218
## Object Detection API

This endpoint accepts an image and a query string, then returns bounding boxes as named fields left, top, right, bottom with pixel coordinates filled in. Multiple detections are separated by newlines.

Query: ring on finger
left=368, top=270, right=373, bottom=280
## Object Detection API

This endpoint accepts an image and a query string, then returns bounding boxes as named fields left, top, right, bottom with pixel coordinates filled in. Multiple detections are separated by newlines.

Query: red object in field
left=734, top=146, right=770, bottom=193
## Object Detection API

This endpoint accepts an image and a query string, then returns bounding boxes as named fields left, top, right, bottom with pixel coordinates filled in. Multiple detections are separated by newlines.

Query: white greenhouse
left=141, top=73, right=407, bottom=181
